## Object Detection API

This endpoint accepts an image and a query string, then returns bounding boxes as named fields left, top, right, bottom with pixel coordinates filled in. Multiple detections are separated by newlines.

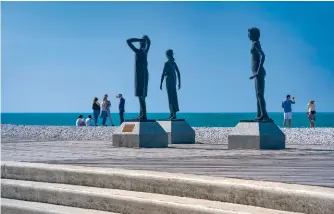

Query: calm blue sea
left=1, top=112, right=334, bottom=128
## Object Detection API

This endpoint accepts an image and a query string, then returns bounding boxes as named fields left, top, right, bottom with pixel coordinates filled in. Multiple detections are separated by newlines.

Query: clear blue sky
left=1, top=1, right=334, bottom=113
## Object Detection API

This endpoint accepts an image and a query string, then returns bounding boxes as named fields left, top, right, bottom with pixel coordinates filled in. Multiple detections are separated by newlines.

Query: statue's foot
left=168, top=113, right=176, bottom=120
left=138, top=114, right=147, bottom=121
left=253, top=116, right=272, bottom=122
left=253, top=116, right=262, bottom=121
left=165, top=114, right=173, bottom=120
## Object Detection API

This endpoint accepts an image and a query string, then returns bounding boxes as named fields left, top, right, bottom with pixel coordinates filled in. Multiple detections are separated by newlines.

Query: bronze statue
left=248, top=27, right=270, bottom=121
left=160, top=49, right=181, bottom=120
left=126, top=35, right=151, bottom=120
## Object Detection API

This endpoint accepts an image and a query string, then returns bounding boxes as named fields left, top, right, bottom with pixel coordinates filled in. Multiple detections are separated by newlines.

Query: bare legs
left=283, top=119, right=292, bottom=128
left=107, top=111, right=114, bottom=126
left=309, top=114, right=315, bottom=128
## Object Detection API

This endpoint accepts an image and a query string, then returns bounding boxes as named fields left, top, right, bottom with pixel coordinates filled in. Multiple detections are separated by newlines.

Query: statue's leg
left=256, top=75, right=269, bottom=118
left=137, top=97, right=142, bottom=118
left=138, top=96, right=147, bottom=120
left=255, top=78, right=261, bottom=118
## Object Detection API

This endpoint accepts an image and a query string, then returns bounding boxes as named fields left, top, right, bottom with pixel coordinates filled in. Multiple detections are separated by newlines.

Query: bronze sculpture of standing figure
left=127, top=35, right=151, bottom=120
left=160, top=49, right=181, bottom=120
left=248, top=28, right=270, bottom=121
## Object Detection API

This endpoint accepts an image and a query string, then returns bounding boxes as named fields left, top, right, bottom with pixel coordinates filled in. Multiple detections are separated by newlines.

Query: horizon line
left=1, top=112, right=334, bottom=114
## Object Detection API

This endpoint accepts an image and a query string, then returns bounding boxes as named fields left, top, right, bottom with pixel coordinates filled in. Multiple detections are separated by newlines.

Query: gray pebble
left=1, top=125, right=333, bottom=145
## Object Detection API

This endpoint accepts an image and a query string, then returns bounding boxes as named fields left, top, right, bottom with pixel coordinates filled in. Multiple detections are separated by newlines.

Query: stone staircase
left=1, top=161, right=334, bottom=214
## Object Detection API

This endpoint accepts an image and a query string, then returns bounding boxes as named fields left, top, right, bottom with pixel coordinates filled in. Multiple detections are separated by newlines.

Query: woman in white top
left=76, top=115, right=85, bottom=127
left=307, top=100, right=316, bottom=128
left=85, top=115, right=94, bottom=126
left=101, top=97, right=108, bottom=126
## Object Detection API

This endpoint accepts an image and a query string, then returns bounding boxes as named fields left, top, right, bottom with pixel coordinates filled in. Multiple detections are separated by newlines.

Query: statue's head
left=166, top=49, right=174, bottom=59
left=248, top=27, right=260, bottom=41
left=140, top=36, right=147, bottom=49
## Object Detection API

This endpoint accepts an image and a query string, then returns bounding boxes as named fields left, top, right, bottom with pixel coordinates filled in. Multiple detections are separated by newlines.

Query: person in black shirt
left=92, top=97, right=101, bottom=126
left=116, top=94, right=125, bottom=124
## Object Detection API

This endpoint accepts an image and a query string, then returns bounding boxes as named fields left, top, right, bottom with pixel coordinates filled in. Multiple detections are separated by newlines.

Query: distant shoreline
left=2, top=112, right=334, bottom=128
left=2, top=112, right=334, bottom=114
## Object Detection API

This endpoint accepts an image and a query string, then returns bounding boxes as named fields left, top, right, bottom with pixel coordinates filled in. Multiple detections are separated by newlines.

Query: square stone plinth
left=157, top=119, right=195, bottom=144
left=228, top=121, right=285, bottom=150
left=112, top=120, right=168, bottom=148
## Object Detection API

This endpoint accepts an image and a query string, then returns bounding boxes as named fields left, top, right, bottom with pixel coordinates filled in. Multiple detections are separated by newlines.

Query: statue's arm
left=175, top=63, right=181, bottom=88
left=126, top=38, right=141, bottom=52
left=160, top=63, right=167, bottom=88
left=254, top=41, right=265, bottom=74
left=144, top=36, right=151, bottom=53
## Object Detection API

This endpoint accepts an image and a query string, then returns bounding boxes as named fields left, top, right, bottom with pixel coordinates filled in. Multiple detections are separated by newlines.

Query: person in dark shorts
left=307, top=100, right=316, bottom=128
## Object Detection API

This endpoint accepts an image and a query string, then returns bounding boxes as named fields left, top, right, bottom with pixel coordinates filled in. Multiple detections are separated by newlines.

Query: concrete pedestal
left=112, top=120, right=168, bottom=148
left=228, top=120, right=285, bottom=150
left=157, top=119, right=195, bottom=144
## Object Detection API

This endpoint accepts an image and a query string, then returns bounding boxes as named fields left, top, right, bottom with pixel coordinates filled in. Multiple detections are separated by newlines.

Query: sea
left=1, top=112, right=334, bottom=128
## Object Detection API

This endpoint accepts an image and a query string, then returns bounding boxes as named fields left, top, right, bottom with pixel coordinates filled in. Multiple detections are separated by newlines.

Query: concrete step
left=1, top=198, right=120, bottom=214
left=2, top=161, right=333, bottom=214
left=1, top=179, right=300, bottom=214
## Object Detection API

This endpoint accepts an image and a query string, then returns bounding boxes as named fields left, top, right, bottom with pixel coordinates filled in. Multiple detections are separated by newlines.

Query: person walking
left=116, top=94, right=125, bottom=124
left=92, top=97, right=101, bottom=126
left=308, top=100, right=316, bottom=128
left=103, top=94, right=114, bottom=126
left=281, top=95, right=295, bottom=128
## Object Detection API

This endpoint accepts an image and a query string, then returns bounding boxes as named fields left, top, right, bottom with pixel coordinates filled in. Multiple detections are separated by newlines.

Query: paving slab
left=1, top=179, right=301, bottom=214
left=1, top=198, right=120, bottom=214
left=2, top=161, right=333, bottom=214
left=2, top=141, right=334, bottom=187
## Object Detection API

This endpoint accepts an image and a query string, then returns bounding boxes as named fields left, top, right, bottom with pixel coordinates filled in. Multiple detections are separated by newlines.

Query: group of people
left=76, top=114, right=94, bottom=127
left=76, top=94, right=125, bottom=126
left=282, top=95, right=316, bottom=128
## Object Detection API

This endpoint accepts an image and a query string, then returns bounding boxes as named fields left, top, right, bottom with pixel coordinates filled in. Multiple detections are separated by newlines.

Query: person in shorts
left=307, top=100, right=316, bottom=128
left=104, top=94, right=114, bottom=126
left=281, top=94, right=295, bottom=128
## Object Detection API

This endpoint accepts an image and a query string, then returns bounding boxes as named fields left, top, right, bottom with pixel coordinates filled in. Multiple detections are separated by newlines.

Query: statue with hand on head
left=126, top=35, right=151, bottom=120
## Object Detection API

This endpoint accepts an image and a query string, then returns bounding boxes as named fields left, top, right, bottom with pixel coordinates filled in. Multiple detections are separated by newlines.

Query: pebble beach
left=1, top=124, right=334, bottom=145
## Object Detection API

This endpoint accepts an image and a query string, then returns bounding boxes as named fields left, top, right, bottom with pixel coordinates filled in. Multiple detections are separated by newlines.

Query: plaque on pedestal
left=228, top=120, right=285, bottom=150
left=112, top=120, right=168, bottom=148
left=157, top=119, right=195, bottom=144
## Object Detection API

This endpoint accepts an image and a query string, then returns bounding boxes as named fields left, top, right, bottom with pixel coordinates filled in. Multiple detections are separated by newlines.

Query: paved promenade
left=2, top=140, right=334, bottom=188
